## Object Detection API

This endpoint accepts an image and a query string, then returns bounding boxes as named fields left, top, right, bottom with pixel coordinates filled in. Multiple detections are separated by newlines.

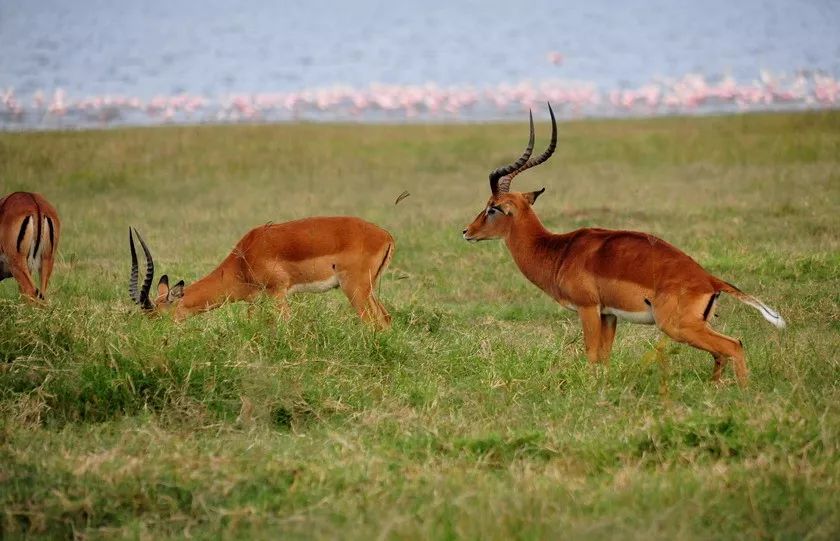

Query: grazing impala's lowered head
left=128, top=227, right=184, bottom=313
left=463, top=103, right=557, bottom=242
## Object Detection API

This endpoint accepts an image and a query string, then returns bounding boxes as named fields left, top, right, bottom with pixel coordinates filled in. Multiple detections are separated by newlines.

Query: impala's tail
left=715, top=279, right=786, bottom=329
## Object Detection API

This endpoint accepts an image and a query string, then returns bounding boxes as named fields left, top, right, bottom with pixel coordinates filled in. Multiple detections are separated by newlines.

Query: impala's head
left=128, top=228, right=185, bottom=314
left=463, top=103, right=556, bottom=242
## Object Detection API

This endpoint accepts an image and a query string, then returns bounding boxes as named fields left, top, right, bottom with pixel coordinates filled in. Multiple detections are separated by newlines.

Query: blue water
left=1, top=0, right=839, bottom=126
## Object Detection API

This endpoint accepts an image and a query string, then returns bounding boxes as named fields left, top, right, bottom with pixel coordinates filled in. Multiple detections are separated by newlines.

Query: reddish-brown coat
left=0, top=192, right=61, bottom=301
left=135, top=216, right=394, bottom=327
left=465, top=190, right=784, bottom=386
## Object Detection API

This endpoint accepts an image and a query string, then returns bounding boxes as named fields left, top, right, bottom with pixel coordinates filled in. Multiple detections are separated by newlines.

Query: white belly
left=602, top=306, right=656, bottom=325
left=287, top=275, right=340, bottom=294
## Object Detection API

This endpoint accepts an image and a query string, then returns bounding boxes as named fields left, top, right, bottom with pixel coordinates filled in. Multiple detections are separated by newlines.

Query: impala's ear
left=524, top=188, right=546, bottom=205
left=157, top=275, right=170, bottom=297
left=168, top=280, right=185, bottom=301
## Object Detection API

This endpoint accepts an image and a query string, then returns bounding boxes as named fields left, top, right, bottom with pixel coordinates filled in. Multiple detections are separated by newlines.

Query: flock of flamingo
left=2, top=70, right=838, bottom=128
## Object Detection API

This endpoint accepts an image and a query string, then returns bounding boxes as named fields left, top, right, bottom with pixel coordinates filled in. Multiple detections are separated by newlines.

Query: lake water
left=1, top=0, right=839, bottom=128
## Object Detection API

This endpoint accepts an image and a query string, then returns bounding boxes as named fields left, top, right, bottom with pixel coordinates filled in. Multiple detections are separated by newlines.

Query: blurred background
left=1, top=0, right=839, bottom=128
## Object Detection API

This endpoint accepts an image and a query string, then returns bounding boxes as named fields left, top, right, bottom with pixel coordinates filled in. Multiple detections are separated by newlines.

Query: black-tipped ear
left=525, top=187, right=546, bottom=205
left=157, top=274, right=170, bottom=297
left=169, top=280, right=185, bottom=300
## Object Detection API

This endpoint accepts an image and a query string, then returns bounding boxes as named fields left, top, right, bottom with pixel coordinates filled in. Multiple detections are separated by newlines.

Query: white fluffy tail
left=737, top=295, right=786, bottom=329
left=717, top=280, right=786, bottom=329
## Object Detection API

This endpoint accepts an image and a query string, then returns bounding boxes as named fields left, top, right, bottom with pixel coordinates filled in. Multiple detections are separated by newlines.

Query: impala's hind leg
left=37, top=216, right=58, bottom=301
left=1, top=217, right=37, bottom=300
left=336, top=243, right=393, bottom=329
left=654, top=296, right=747, bottom=386
left=679, top=324, right=746, bottom=386
left=9, top=258, right=39, bottom=301
left=337, top=265, right=391, bottom=329
left=369, top=294, right=391, bottom=327
left=38, top=253, right=55, bottom=301
left=368, top=270, right=391, bottom=327
left=368, top=242, right=393, bottom=328
left=339, top=277, right=379, bottom=326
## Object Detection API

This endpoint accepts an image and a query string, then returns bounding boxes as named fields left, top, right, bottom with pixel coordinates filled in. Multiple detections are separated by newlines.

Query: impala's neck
left=503, top=207, right=570, bottom=296
left=175, top=255, right=243, bottom=317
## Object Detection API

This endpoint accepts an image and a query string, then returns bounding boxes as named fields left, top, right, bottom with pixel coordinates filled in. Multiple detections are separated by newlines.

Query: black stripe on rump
left=46, top=216, right=55, bottom=251
left=16, top=216, right=31, bottom=253
left=29, top=194, right=42, bottom=258
left=703, top=292, right=721, bottom=321
left=374, top=243, right=393, bottom=282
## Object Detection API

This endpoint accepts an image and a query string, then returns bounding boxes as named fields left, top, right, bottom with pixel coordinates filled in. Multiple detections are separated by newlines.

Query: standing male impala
left=0, top=192, right=60, bottom=301
left=463, top=104, right=785, bottom=385
left=128, top=216, right=394, bottom=327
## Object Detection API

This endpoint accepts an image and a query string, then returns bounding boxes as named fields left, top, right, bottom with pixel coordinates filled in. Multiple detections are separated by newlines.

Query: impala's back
left=564, top=228, right=717, bottom=315
left=129, top=216, right=395, bottom=327
left=235, top=216, right=394, bottom=295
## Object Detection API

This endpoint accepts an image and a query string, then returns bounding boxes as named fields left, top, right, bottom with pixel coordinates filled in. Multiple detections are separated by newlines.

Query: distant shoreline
left=3, top=71, right=838, bottom=132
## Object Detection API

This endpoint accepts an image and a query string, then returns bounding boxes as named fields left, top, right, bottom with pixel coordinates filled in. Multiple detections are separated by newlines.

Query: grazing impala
left=463, top=104, right=785, bottom=385
left=128, top=217, right=394, bottom=327
left=0, top=192, right=60, bottom=301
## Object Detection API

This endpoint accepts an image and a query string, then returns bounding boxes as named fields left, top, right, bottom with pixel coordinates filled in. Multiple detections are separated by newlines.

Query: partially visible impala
left=128, top=217, right=394, bottom=327
left=463, top=104, right=785, bottom=385
left=0, top=192, right=60, bottom=301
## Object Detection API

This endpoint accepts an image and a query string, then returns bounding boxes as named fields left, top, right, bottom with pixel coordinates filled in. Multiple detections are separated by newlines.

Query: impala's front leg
left=599, top=314, right=618, bottom=362
left=272, top=289, right=291, bottom=321
left=711, top=354, right=728, bottom=383
left=578, top=306, right=603, bottom=364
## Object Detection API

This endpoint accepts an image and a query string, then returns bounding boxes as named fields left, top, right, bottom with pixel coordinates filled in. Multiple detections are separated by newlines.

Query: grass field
left=1, top=111, right=839, bottom=539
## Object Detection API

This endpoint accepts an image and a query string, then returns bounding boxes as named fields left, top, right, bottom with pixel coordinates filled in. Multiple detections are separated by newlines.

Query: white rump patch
left=288, top=275, right=340, bottom=294
left=27, top=240, right=43, bottom=275
left=602, top=306, right=656, bottom=325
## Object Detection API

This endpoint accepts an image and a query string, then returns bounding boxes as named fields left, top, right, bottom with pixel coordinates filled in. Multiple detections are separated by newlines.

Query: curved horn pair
left=490, top=103, right=557, bottom=195
left=489, top=110, right=534, bottom=196
left=129, top=227, right=155, bottom=310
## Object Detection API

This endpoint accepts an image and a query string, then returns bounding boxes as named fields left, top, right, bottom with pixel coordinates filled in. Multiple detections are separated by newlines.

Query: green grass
left=1, top=111, right=839, bottom=539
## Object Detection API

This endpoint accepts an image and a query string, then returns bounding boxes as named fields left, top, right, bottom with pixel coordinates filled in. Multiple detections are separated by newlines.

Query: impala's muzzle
left=462, top=230, right=481, bottom=242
